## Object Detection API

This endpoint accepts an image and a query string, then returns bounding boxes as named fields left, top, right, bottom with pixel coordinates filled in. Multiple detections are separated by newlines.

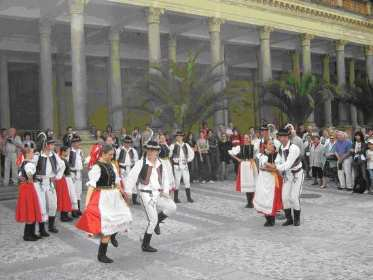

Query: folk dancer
left=229, top=134, right=258, bottom=208
left=69, top=135, right=84, bottom=215
left=253, top=139, right=283, bottom=226
left=33, top=134, right=63, bottom=236
left=267, top=128, right=304, bottom=226
left=158, top=133, right=176, bottom=195
left=116, top=135, right=139, bottom=204
left=76, top=144, right=132, bottom=263
left=15, top=143, right=42, bottom=241
left=169, top=131, right=195, bottom=203
left=126, top=141, right=177, bottom=252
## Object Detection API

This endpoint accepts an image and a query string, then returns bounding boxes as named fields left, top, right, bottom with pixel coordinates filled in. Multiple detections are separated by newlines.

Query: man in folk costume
left=76, top=144, right=132, bottom=263
left=116, top=135, right=140, bottom=205
left=257, top=125, right=281, bottom=153
left=229, top=134, right=258, bottom=208
left=126, top=141, right=177, bottom=252
left=266, top=128, right=304, bottom=226
left=253, top=139, right=283, bottom=226
left=69, top=134, right=84, bottom=216
left=33, top=133, right=63, bottom=236
left=169, top=131, right=195, bottom=203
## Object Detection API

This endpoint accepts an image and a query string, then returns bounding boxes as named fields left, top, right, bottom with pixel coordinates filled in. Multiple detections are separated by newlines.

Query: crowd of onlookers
left=2, top=122, right=373, bottom=194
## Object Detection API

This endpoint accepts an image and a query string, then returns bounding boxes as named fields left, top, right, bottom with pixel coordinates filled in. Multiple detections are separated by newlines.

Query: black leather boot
left=186, top=189, right=194, bottom=203
left=48, top=216, right=59, bottom=233
left=23, top=224, right=37, bottom=241
left=245, top=192, right=254, bottom=208
left=154, top=212, right=168, bottom=235
left=293, top=210, right=301, bottom=226
left=142, top=233, right=157, bottom=252
left=264, top=216, right=275, bottom=227
left=39, top=222, right=50, bottom=237
left=282, top=209, right=294, bottom=226
left=71, top=210, right=79, bottom=218
left=132, top=193, right=141, bottom=205
left=174, top=190, right=181, bottom=203
left=77, top=201, right=82, bottom=216
left=110, top=233, right=118, bottom=248
left=30, top=223, right=41, bottom=239
left=97, top=242, right=114, bottom=263
left=60, top=212, right=73, bottom=222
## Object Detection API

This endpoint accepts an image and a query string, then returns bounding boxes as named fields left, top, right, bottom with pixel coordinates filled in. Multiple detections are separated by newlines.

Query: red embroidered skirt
left=55, top=177, right=73, bottom=212
left=15, top=182, right=42, bottom=223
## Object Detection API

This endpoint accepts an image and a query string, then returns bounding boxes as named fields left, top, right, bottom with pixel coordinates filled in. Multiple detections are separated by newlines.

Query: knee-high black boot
left=98, top=242, right=113, bottom=263
left=23, top=224, right=37, bottom=241
left=142, top=233, right=157, bottom=252
left=293, top=210, right=301, bottom=226
left=77, top=201, right=82, bottom=216
left=174, top=190, right=181, bottom=203
left=282, top=209, right=294, bottom=226
left=132, top=193, right=141, bottom=205
left=245, top=192, right=254, bottom=208
left=110, top=233, right=118, bottom=247
left=39, top=222, right=50, bottom=237
left=186, top=188, right=194, bottom=203
left=48, top=216, right=58, bottom=233
left=154, top=212, right=168, bottom=235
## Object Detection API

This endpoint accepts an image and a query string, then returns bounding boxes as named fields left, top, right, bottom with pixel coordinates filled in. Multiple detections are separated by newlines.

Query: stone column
left=0, top=54, right=10, bottom=128
left=39, top=18, right=54, bottom=130
left=147, top=7, right=162, bottom=67
left=168, top=34, right=176, bottom=65
left=56, top=53, right=67, bottom=135
left=336, top=40, right=348, bottom=126
left=259, top=26, right=273, bottom=83
left=301, top=34, right=315, bottom=124
left=365, top=46, right=373, bottom=84
left=208, top=17, right=225, bottom=127
left=109, top=27, right=123, bottom=131
left=68, top=0, right=87, bottom=129
left=291, top=51, right=300, bottom=81
left=259, top=26, right=273, bottom=124
left=322, top=55, right=333, bottom=127
left=349, top=59, right=358, bottom=128
left=221, top=43, right=229, bottom=127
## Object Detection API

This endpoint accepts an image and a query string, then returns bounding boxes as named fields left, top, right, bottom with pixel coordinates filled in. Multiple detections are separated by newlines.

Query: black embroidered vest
left=138, top=157, right=163, bottom=186
left=96, top=162, right=116, bottom=187
left=118, top=148, right=135, bottom=166
left=172, top=143, right=188, bottom=163
left=63, top=159, right=71, bottom=176
left=36, top=153, right=57, bottom=175
left=239, top=144, right=254, bottom=160
left=159, top=144, right=170, bottom=159
left=69, top=150, right=76, bottom=167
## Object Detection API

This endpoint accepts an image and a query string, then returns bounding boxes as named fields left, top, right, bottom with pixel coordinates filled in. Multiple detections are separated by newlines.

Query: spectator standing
left=3, top=128, right=22, bottom=186
left=366, top=138, right=373, bottom=193
left=207, top=130, right=219, bottom=182
left=323, top=133, right=337, bottom=186
left=335, top=131, right=353, bottom=191
left=186, top=132, right=198, bottom=183
left=196, top=131, right=210, bottom=184
left=218, top=133, right=232, bottom=181
left=351, top=131, right=368, bottom=191
left=309, top=135, right=326, bottom=188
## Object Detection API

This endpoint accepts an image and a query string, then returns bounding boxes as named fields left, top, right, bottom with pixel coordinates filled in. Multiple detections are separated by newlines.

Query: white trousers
left=282, top=170, right=304, bottom=211
left=66, top=176, right=78, bottom=210
left=73, top=171, right=83, bottom=200
left=174, top=165, right=190, bottom=189
left=337, top=157, right=353, bottom=189
left=139, top=191, right=177, bottom=234
left=3, top=153, right=17, bottom=185
left=34, top=179, right=57, bottom=221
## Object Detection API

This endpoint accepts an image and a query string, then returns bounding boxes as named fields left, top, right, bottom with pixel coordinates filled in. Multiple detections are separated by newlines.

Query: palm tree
left=348, top=79, right=373, bottom=124
left=127, top=52, right=246, bottom=132
left=263, top=73, right=336, bottom=124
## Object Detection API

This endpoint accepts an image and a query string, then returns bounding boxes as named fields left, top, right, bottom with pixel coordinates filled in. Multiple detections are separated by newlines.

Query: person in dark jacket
left=218, top=133, right=232, bottom=181
left=351, top=131, right=368, bottom=188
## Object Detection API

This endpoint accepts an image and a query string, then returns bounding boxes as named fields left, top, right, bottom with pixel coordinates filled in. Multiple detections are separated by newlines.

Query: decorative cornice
left=147, top=7, right=164, bottom=24
left=221, top=0, right=373, bottom=28
left=68, top=0, right=86, bottom=15
left=208, top=17, right=225, bottom=33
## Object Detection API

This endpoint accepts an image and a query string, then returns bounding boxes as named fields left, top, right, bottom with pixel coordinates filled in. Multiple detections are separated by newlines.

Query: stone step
left=0, top=186, right=18, bottom=201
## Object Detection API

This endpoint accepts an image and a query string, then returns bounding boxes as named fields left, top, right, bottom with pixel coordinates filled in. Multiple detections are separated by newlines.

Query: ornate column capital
left=147, top=7, right=164, bottom=25
left=39, top=18, right=53, bottom=35
left=68, top=0, right=86, bottom=15
left=336, top=40, right=347, bottom=52
left=208, top=17, right=224, bottom=33
left=365, top=45, right=373, bottom=56
left=259, top=26, right=273, bottom=40
left=108, top=27, right=120, bottom=42
left=300, top=33, right=314, bottom=46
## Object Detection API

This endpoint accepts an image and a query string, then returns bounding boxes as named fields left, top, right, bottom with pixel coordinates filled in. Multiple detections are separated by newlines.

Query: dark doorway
left=8, top=63, right=39, bottom=129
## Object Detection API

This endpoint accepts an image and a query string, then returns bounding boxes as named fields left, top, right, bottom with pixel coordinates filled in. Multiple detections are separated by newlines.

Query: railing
left=311, top=0, right=371, bottom=16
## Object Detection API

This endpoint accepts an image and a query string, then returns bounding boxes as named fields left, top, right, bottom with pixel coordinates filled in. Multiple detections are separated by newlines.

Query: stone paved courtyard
left=1, top=180, right=373, bottom=280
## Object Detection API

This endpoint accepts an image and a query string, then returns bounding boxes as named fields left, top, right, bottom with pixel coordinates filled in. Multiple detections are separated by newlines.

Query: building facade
left=0, top=0, right=372, bottom=133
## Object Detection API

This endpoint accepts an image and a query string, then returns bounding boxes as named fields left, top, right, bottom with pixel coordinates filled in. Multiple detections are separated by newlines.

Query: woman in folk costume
left=16, top=143, right=43, bottom=241
left=229, top=134, right=258, bottom=208
left=253, top=139, right=283, bottom=226
left=76, top=144, right=132, bottom=263
left=158, top=133, right=175, bottom=193
left=55, top=146, right=78, bottom=222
